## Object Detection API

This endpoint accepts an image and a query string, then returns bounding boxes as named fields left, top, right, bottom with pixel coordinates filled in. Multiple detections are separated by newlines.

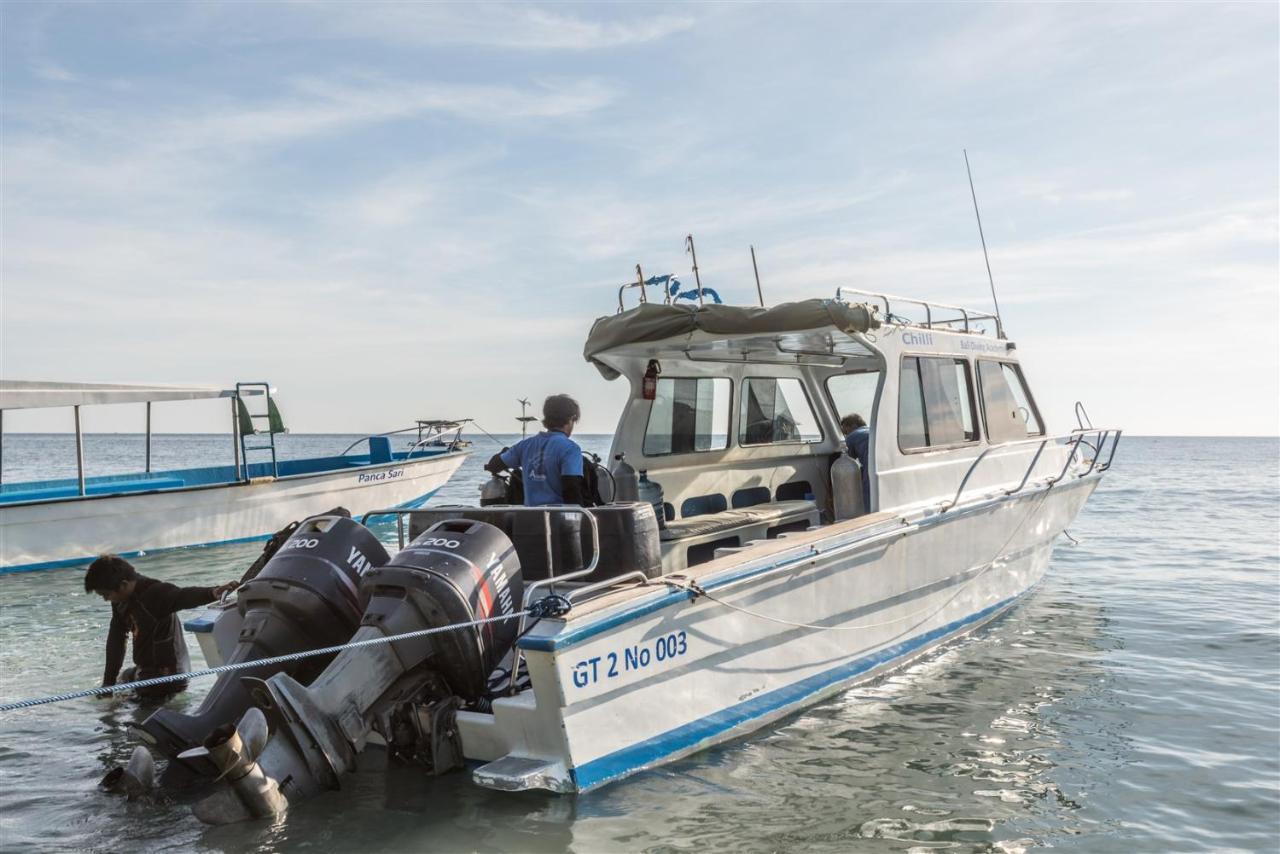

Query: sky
left=2, top=2, right=1277, bottom=437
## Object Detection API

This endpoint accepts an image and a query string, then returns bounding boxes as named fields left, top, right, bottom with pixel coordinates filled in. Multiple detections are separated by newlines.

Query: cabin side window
left=643, top=377, right=731, bottom=456
left=738, top=378, right=822, bottom=445
left=898, top=356, right=979, bottom=451
left=977, top=361, right=1044, bottom=442
left=826, top=370, right=881, bottom=434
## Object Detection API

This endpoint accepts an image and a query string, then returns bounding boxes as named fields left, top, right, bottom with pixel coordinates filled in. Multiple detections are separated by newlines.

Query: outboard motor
left=139, top=515, right=387, bottom=776
left=192, top=519, right=523, bottom=824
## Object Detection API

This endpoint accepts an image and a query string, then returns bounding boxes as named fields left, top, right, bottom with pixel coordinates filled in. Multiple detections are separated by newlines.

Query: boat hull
left=462, top=475, right=1098, bottom=792
left=0, top=452, right=468, bottom=572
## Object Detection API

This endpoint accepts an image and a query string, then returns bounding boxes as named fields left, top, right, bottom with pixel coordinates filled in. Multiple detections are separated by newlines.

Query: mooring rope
left=0, top=599, right=569, bottom=714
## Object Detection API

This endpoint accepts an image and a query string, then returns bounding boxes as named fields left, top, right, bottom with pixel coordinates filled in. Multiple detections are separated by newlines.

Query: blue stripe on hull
left=569, top=592, right=1021, bottom=792
left=0, top=487, right=441, bottom=574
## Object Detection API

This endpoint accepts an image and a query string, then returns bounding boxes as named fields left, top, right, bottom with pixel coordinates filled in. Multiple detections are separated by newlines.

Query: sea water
left=0, top=435, right=1276, bottom=852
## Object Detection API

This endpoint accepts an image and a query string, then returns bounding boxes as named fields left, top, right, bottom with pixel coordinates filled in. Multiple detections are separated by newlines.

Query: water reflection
left=2, top=438, right=1277, bottom=852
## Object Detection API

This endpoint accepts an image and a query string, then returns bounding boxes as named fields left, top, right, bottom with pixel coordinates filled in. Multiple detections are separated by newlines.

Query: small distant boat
left=0, top=381, right=469, bottom=572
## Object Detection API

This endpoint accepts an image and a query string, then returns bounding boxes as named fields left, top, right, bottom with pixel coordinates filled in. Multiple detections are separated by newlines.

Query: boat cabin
left=584, top=288, right=1052, bottom=574
left=407, top=288, right=1072, bottom=584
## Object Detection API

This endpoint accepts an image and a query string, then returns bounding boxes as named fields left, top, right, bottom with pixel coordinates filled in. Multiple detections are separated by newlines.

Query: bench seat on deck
left=660, top=499, right=819, bottom=542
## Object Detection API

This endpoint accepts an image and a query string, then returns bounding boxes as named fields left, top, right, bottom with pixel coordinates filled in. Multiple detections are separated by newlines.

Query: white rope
left=0, top=610, right=530, bottom=713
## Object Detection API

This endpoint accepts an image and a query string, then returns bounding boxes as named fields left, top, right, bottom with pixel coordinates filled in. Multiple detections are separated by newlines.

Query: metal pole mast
left=750, top=245, right=765, bottom=307
left=964, top=149, right=1005, bottom=339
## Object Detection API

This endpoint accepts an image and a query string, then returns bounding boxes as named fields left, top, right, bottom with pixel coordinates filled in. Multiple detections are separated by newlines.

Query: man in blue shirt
left=840, top=413, right=871, bottom=510
left=485, top=394, right=586, bottom=506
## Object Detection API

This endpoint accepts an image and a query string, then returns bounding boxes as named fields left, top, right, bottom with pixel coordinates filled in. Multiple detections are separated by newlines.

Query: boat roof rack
left=835, top=287, right=1001, bottom=336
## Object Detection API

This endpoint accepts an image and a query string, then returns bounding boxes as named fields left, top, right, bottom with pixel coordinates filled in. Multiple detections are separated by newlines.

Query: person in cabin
left=485, top=394, right=587, bottom=506
left=840, top=414, right=872, bottom=510
left=85, top=555, right=239, bottom=700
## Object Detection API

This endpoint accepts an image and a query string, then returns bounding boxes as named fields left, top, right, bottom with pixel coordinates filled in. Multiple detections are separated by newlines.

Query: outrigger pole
left=964, top=149, right=1006, bottom=340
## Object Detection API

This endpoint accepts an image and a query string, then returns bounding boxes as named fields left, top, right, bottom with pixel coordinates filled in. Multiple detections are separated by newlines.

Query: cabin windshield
left=978, top=360, right=1043, bottom=441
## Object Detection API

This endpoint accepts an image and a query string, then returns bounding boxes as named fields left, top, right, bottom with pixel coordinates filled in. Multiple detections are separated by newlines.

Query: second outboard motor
left=192, top=519, right=523, bottom=824
left=139, top=515, right=388, bottom=775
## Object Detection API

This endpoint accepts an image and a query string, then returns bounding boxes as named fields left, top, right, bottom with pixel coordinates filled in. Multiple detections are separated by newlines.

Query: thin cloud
left=131, top=2, right=697, bottom=52
left=304, top=4, right=699, bottom=51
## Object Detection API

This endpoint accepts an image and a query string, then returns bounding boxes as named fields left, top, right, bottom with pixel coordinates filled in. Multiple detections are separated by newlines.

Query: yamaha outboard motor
left=191, top=518, right=524, bottom=824
left=139, top=515, right=387, bottom=776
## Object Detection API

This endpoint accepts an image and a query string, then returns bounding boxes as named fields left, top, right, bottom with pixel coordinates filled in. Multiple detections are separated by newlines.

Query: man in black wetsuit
left=85, top=555, right=239, bottom=700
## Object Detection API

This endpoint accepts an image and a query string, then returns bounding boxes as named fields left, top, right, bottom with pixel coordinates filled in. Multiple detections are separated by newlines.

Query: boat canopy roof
left=583, top=298, right=881, bottom=379
left=0, top=381, right=261, bottom=411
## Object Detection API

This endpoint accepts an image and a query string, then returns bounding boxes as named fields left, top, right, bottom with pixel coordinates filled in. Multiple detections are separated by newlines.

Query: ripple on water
left=0, top=437, right=1277, bottom=852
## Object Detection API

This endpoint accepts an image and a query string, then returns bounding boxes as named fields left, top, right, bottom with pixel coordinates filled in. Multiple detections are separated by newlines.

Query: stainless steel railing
left=835, top=287, right=1001, bottom=335
left=340, top=420, right=470, bottom=458
left=360, top=504, right=600, bottom=579
left=939, top=427, right=1122, bottom=513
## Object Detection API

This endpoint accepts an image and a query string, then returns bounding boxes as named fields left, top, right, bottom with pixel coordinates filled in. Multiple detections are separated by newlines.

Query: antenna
left=516, top=397, right=537, bottom=438
left=963, top=149, right=1006, bottom=339
left=685, top=234, right=705, bottom=307
left=750, top=245, right=765, bottom=307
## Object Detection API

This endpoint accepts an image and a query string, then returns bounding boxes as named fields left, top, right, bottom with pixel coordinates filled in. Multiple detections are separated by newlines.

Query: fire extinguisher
left=642, top=359, right=661, bottom=400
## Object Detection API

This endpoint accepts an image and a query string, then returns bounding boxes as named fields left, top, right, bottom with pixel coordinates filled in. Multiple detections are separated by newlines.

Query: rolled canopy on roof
left=583, top=298, right=880, bottom=379
left=0, top=381, right=260, bottom=411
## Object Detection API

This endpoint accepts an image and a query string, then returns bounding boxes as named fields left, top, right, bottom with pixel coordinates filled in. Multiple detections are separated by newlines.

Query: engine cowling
left=191, top=518, right=525, bottom=822
left=140, top=515, right=387, bottom=776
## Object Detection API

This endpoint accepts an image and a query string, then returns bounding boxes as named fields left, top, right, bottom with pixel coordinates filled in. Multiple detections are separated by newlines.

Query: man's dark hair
left=84, top=555, right=137, bottom=593
left=542, top=394, right=581, bottom=430
left=840, top=414, right=866, bottom=434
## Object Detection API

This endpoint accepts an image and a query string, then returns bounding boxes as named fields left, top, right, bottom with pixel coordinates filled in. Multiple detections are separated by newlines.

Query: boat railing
left=360, top=505, right=602, bottom=593
left=340, top=420, right=470, bottom=459
left=405, top=420, right=470, bottom=456
left=1074, top=400, right=1094, bottom=430
left=566, top=571, right=651, bottom=604
left=940, top=427, right=1122, bottom=513
left=835, top=287, right=1001, bottom=335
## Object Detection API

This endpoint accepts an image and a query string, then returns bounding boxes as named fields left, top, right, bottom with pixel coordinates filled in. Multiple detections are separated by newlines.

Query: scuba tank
left=611, top=453, right=640, bottom=502
left=582, top=453, right=610, bottom=505
left=480, top=473, right=508, bottom=506
left=831, top=450, right=864, bottom=520
left=637, top=470, right=665, bottom=529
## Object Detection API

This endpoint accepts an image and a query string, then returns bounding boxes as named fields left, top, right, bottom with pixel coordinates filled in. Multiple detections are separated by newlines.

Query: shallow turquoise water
left=0, top=435, right=1276, bottom=852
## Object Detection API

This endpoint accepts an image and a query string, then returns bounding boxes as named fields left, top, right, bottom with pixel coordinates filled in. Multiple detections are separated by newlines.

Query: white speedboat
left=138, top=287, right=1118, bottom=823
left=0, top=381, right=469, bottom=572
